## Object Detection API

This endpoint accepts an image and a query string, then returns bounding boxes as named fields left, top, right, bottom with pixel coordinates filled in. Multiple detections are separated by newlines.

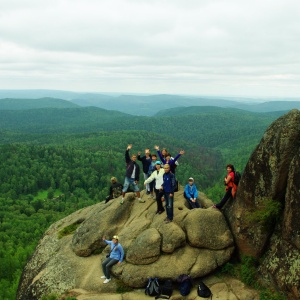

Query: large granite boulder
left=225, top=109, right=300, bottom=299
left=17, top=192, right=233, bottom=300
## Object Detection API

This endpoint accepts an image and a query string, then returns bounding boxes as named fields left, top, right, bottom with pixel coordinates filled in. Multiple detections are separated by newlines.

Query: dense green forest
left=0, top=100, right=290, bottom=299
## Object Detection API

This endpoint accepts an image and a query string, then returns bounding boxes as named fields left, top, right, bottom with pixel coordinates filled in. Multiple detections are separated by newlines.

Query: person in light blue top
left=101, top=235, right=124, bottom=284
left=184, top=177, right=201, bottom=209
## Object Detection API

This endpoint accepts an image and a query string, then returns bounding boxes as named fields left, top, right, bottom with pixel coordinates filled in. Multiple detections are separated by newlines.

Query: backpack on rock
left=176, top=274, right=193, bottom=296
left=197, top=280, right=212, bottom=299
left=155, top=279, right=173, bottom=299
left=145, top=277, right=160, bottom=297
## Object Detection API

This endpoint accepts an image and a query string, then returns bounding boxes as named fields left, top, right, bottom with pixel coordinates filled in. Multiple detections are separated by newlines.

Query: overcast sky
left=0, top=0, right=299, bottom=98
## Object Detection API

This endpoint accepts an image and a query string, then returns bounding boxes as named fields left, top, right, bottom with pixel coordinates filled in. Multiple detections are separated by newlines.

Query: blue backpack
left=177, top=274, right=192, bottom=296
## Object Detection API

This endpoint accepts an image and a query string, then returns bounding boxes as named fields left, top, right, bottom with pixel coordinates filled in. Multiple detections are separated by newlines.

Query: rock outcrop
left=225, top=109, right=300, bottom=299
left=17, top=109, right=300, bottom=300
left=17, top=191, right=234, bottom=299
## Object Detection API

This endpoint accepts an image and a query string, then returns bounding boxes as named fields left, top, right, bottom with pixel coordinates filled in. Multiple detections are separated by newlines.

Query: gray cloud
left=0, top=0, right=299, bottom=97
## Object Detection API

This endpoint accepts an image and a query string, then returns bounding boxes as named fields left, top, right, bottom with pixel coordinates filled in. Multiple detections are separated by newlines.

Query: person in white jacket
left=144, top=161, right=165, bottom=214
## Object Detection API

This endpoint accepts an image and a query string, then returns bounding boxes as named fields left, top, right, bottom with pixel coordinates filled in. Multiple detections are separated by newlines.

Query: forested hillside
left=0, top=100, right=291, bottom=299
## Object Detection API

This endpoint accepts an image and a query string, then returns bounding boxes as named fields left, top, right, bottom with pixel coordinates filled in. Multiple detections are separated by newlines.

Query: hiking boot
left=164, top=218, right=172, bottom=223
left=138, top=199, right=146, bottom=203
left=101, top=276, right=106, bottom=279
left=103, top=278, right=111, bottom=284
left=146, top=191, right=150, bottom=195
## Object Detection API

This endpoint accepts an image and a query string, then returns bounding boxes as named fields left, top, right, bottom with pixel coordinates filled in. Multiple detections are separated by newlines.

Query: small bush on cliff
left=240, top=256, right=258, bottom=287
left=58, top=223, right=80, bottom=239
left=260, top=288, right=286, bottom=300
left=245, top=198, right=282, bottom=229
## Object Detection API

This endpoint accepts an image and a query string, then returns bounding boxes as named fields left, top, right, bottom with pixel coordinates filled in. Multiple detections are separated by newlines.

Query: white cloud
left=0, top=0, right=299, bottom=97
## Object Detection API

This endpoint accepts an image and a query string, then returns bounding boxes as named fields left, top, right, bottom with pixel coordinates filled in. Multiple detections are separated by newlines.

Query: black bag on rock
left=155, top=279, right=173, bottom=299
left=197, top=280, right=212, bottom=299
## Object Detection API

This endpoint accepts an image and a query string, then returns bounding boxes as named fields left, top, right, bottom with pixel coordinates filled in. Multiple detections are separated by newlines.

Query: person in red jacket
left=213, top=164, right=237, bottom=209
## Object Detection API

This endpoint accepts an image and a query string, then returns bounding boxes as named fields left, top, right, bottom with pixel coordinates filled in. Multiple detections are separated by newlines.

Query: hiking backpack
left=197, top=280, right=212, bottom=299
left=176, top=274, right=193, bottom=296
left=155, top=279, right=173, bottom=299
left=233, top=171, right=241, bottom=186
left=145, top=277, right=160, bottom=297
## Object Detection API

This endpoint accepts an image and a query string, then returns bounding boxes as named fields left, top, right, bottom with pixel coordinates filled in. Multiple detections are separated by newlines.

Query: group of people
left=110, top=144, right=186, bottom=223
left=102, top=149, right=239, bottom=284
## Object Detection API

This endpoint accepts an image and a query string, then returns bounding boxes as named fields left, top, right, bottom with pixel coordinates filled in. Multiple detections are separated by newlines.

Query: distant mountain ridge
left=0, top=90, right=299, bottom=116
left=0, top=97, right=79, bottom=110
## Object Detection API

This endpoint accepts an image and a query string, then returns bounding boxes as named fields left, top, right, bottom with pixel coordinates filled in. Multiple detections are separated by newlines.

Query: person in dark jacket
left=138, top=148, right=152, bottom=194
left=161, top=163, right=177, bottom=223
left=121, top=144, right=144, bottom=204
left=105, top=177, right=123, bottom=203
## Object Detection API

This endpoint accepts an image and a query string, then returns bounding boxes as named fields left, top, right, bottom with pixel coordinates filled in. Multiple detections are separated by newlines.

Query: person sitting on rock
left=213, top=164, right=237, bottom=209
left=184, top=177, right=201, bottom=209
left=121, top=144, right=144, bottom=204
left=101, top=235, right=124, bottom=284
left=105, top=177, right=123, bottom=204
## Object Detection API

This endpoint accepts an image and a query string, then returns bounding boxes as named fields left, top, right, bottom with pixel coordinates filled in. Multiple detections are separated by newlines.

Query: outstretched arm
left=125, top=144, right=132, bottom=163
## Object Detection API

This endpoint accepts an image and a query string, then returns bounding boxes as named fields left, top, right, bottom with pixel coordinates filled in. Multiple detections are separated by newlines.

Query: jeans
left=122, top=177, right=140, bottom=192
left=102, top=257, right=119, bottom=279
left=164, top=192, right=174, bottom=221
left=144, top=173, right=150, bottom=192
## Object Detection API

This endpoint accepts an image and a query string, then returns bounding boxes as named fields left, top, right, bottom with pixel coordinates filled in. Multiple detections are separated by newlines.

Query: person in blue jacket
left=101, top=235, right=124, bottom=284
left=160, top=163, right=177, bottom=223
left=184, top=177, right=201, bottom=209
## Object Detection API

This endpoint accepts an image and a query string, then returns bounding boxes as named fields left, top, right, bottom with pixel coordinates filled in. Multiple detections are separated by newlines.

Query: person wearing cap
left=147, top=154, right=158, bottom=199
left=184, top=177, right=201, bottom=209
left=105, top=177, right=123, bottom=204
left=144, top=160, right=165, bottom=214
left=101, top=235, right=124, bottom=284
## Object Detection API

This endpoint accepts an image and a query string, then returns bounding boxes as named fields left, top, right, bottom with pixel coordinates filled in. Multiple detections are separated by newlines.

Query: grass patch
left=245, top=198, right=282, bottom=229
left=34, top=189, right=63, bottom=200
left=260, top=289, right=286, bottom=300
left=58, top=222, right=81, bottom=239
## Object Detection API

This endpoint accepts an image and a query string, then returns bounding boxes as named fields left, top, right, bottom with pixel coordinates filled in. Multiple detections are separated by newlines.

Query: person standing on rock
left=120, top=144, right=144, bottom=204
left=161, top=163, right=177, bottom=223
left=138, top=148, right=152, bottom=195
left=144, top=160, right=165, bottom=214
left=213, top=164, right=237, bottom=209
left=101, top=235, right=124, bottom=284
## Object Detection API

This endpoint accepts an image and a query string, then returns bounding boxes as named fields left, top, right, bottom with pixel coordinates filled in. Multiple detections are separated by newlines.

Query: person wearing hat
left=144, top=160, right=165, bottom=214
left=184, top=177, right=201, bottom=209
left=105, top=177, right=123, bottom=204
left=101, top=235, right=124, bottom=284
